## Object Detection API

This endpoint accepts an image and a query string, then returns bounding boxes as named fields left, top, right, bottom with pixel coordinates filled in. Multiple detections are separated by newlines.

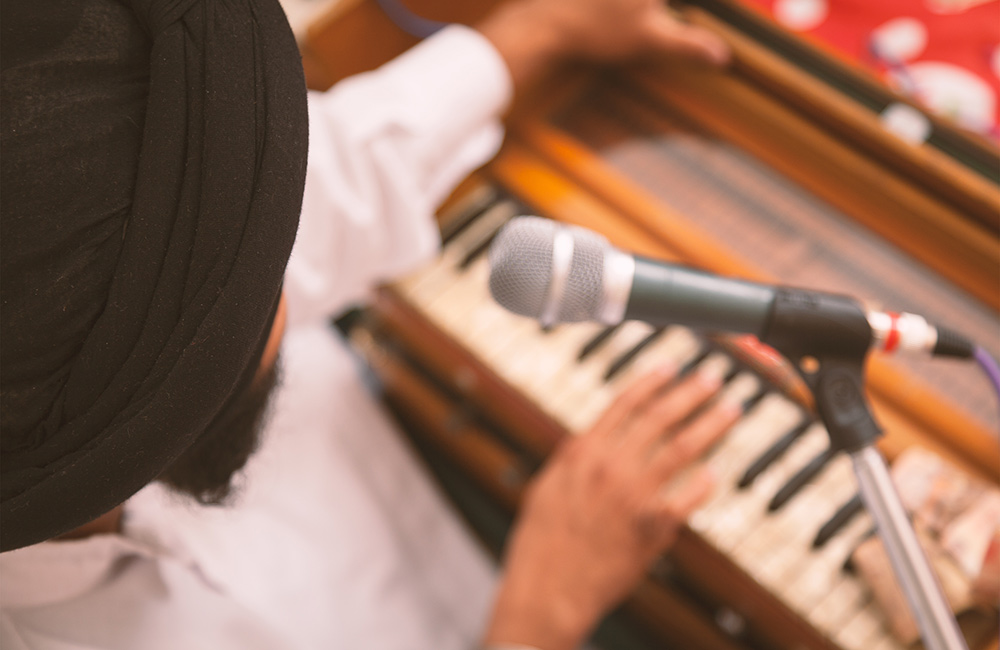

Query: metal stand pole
left=759, top=288, right=969, bottom=650
left=850, top=446, right=968, bottom=650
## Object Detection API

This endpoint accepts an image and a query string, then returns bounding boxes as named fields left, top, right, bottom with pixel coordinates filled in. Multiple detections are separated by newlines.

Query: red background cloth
left=739, top=0, right=1000, bottom=140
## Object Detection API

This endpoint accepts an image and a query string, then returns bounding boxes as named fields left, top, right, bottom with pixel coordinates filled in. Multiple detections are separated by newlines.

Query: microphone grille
left=488, top=216, right=609, bottom=323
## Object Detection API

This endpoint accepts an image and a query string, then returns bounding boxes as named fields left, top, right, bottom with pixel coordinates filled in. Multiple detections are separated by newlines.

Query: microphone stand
left=761, top=290, right=968, bottom=650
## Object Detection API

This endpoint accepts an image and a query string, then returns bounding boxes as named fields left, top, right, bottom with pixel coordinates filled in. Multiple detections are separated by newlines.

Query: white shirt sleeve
left=284, top=24, right=513, bottom=327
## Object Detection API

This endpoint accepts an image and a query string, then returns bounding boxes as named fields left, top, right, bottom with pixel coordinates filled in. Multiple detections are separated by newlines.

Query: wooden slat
left=349, top=326, right=527, bottom=509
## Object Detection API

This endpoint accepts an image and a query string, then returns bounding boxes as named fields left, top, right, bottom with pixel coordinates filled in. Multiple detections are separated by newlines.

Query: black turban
left=1, top=0, right=308, bottom=550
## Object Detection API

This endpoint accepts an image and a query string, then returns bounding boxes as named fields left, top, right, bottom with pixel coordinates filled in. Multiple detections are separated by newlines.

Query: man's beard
left=156, top=358, right=281, bottom=505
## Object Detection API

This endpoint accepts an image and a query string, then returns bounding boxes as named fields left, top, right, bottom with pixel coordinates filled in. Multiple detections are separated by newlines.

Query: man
left=0, top=0, right=734, bottom=648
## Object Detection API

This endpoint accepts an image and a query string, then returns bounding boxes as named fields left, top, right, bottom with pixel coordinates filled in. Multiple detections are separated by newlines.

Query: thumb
left=644, top=15, right=731, bottom=66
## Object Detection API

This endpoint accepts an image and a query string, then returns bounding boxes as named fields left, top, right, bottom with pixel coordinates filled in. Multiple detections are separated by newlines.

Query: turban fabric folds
left=0, top=0, right=308, bottom=550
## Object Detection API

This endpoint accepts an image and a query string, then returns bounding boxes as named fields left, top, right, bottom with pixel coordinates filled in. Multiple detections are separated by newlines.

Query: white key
left=420, top=257, right=540, bottom=365
left=626, top=326, right=702, bottom=378
left=868, top=632, right=906, bottom=650
left=751, top=455, right=858, bottom=588
left=419, top=256, right=492, bottom=332
left=835, top=603, right=890, bottom=650
left=413, top=259, right=549, bottom=406
left=499, top=323, right=605, bottom=414
left=724, top=426, right=830, bottom=569
left=402, top=200, right=517, bottom=304
left=694, top=421, right=824, bottom=550
left=688, top=396, right=804, bottom=537
left=510, top=325, right=704, bottom=432
left=809, top=575, right=871, bottom=635
left=394, top=243, right=459, bottom=303
left=709, top=396, right=804, bottom=483
left=715, top=372, right=762, bottom=409
left=783, top=510, right=874, bottom=615
left=549, top=321, right=657, bottom=431
left=569, top=328, right=725, bottom=432
left=467, top=320, right=559, bottom=410
left=691, top=397, right=807, bottom=532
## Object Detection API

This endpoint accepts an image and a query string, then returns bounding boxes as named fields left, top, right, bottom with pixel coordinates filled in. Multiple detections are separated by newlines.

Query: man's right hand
left=484, top=362, right=742, bottom=650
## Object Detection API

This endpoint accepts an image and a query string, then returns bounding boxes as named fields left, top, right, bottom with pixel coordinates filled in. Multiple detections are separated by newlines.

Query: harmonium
left=296, top=1, right=1000, bottom=648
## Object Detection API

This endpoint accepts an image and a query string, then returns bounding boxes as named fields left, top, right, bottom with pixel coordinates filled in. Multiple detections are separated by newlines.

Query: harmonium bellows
left=299, top=1, right=1000, bottom=649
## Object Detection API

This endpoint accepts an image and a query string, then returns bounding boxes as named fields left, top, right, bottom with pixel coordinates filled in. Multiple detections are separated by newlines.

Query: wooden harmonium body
left=301, top=1, right=1000, bottom=649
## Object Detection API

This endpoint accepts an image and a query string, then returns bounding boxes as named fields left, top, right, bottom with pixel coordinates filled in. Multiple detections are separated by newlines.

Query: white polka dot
left=891, top=62, right=996, bottom=134
left=773, top=0, right=829, bottom=31
left=924, top=0, right=994, bottom=16
left=871, top=18, right=928, bottom=62
left=880, top=102, right=932, bottom=144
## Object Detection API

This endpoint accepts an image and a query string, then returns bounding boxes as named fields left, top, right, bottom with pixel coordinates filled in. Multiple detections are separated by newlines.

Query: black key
left=843, top=527, right=877, bottom=573
left=677, top=345, right=711, bottom=377
left=440, top=187, right=501, bottom=244
left=769, top=446, right=837, bottom=512
left=459, top=230, right=501, bottom=269
left=456, top=201, right=525, bottom=268
left=578, top=325, right=621, bottom=362
left=740, top=387, right=769, bottom=414
left=737, top=417, right=812, bottom=489
left=604, top=327, right=666, bottom=381
left=813, top=494, right=865, bottom=549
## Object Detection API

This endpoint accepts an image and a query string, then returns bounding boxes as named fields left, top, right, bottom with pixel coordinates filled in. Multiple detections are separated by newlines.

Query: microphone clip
left=761, top=287, right=883, bottom=452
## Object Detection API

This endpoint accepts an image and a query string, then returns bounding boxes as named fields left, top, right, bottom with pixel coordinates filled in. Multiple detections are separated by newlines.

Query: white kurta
left=0, top=24, right=512, bottom=650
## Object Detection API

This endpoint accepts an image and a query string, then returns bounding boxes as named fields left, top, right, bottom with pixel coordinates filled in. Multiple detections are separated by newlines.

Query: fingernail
left=656, top=361, right=677, bottom=378
left=718, top=393, right=745, bottom=416
left=696, top=359, right=727, bottom=389
left=709, top=42, right=731, bottom=66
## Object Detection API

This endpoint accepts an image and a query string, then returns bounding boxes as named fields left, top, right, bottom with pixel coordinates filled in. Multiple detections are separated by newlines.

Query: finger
left=645, top=396, right=742, bottom=485
left=638, top=465, right=717, bottom=548
left=662, top=465, right=717, bottom=520
left=617, top=362, right=726, bottom=460
left=587, top=363, right=678, bottom=442
left=644, top=14, right=731, bottom=66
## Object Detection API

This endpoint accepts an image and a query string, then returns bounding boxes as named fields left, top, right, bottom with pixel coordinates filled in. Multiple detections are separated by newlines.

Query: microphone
left=487, top=216, right=973, bottom=359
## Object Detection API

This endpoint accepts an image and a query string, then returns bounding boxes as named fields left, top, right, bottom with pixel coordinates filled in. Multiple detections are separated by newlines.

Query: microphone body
left=487, top=216, right=972, bottom=360
left=626, top=256, right=776, bottom=336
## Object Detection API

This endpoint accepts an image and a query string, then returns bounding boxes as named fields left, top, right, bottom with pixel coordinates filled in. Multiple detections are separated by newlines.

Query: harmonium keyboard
left=298, top=1, right=1000, bottom=648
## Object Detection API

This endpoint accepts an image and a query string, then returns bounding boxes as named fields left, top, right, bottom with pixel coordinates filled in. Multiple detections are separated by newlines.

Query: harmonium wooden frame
left=298, top=1, right=1000, bottom=649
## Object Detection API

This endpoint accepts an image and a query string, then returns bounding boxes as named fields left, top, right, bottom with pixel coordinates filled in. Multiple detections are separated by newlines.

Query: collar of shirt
left=0, top=533, right=166, bottom=609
